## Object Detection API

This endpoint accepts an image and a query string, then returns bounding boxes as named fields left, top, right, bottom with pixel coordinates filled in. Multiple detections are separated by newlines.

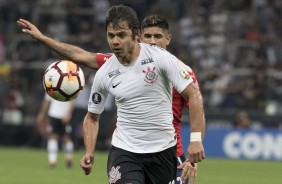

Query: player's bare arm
left=184, top=69, right=206, bottom=142
left=80, top=112, right=100, bottom=175
left=36, top=98, right=50, bottom=125
left=181, top=82, right=206, bottom=164
left=17, top=19, right=99, bottom=69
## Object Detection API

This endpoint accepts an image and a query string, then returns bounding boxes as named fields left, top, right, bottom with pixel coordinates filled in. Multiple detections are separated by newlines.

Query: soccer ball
left=43, top=60, right=85, bottom=101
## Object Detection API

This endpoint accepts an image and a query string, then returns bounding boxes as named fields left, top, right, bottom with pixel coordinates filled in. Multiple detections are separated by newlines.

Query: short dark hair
left=106, top=5, right=140, bottom=37
left=141, top=14, right=169, bottom=31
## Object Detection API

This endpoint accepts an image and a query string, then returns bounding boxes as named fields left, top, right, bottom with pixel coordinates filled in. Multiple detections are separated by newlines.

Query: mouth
left=112, top=48, right=122, bottom=54
left=113, top=48, right=121, bottom=51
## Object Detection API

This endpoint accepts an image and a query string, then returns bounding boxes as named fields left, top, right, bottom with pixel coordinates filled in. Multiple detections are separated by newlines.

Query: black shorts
left=49, top=117, right=72, bottom=136
left=107, top=146, right=176, bottom=184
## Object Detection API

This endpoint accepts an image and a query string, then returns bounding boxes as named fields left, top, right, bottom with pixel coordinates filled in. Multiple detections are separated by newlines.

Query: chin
left=114, top=52, right=123, bottom=57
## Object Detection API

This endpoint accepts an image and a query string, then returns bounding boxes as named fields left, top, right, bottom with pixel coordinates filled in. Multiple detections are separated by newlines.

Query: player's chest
left=107, top=64, right=161, bottom=99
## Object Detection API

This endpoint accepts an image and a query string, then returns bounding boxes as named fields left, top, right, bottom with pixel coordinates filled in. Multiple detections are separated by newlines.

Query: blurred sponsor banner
left=181, top=126, right=282, bottom=160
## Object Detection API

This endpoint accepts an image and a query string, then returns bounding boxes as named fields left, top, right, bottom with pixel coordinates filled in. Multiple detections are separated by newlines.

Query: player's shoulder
left=96, top=53, right=113, bottom=66
left=140, top=43, right=173, bottom=63
left=96, top=54, right=115, bottom=71
left=141, top=43, right=168, bottom=54
left=94, top=54, right=117, bottom=81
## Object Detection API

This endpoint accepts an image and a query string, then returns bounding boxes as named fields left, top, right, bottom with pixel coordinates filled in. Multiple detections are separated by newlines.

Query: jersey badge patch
left=180, top=69, right=190, bottom=80
left=109, top=166, right=121, bottom=183
left=91, top=92, right=102, bottom=104
left=142, top=66, right=158, bottom=84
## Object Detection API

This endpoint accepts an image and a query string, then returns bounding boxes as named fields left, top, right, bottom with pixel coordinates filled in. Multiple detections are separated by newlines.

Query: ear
left=166, top=33, right=172, bottom=46
left=135, top=29, right=141, bottom=40
left=139, top=33, right=144, bottom=41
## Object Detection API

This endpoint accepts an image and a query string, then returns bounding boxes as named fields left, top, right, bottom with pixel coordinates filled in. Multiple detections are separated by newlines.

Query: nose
left=112, top=36, right=119, bottom=46
left=149, top=37, right=156, bottom=45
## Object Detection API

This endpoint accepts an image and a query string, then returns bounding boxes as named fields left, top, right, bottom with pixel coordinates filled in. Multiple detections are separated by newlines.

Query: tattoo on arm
left=55, top=43, right=81, bottom=60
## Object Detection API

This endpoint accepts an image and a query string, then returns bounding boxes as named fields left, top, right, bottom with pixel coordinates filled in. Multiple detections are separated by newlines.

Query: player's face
left=140, top=27, right=171, bottom=49
left=107, top=21, right=137, bottom=59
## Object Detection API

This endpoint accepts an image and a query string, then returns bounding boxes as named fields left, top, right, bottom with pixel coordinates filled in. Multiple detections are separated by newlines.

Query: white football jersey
left=45, top=93, right=72, bottom=119
left=88, top=43, right=193, bottom=153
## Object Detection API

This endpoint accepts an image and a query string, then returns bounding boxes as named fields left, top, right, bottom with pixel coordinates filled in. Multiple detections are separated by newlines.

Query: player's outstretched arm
left=181, top=82, right=206, bottom=164
left=17, top=19, right=99, bottom=69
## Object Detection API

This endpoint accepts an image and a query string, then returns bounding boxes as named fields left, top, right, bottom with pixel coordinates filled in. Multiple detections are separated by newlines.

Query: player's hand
left=177, top=161, right=198, bottom=184
left=187, top=142, right=205, bottom=165
left=80, top=153, right=94, bottom=175
left=17, top=18, right=44, bottom=40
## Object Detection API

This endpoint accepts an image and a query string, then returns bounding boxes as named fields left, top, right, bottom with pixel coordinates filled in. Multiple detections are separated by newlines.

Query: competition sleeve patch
left=180, top=69, right=190, bottom=80
left=91, top=92, right=102, bottom=104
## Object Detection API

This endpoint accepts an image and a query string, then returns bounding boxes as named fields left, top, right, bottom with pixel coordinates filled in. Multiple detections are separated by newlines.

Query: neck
left=118, top=42, right=140, bottom=66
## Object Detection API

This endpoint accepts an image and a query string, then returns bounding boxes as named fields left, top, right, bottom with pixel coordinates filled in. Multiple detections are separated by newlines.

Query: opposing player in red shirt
left=136, top=15, right=202, bottom=184
left=18, top=14, right=204, bottom=183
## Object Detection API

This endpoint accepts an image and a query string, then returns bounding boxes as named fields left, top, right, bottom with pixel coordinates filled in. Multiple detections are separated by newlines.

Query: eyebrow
left=144, top=33, right=163, bottom=36
left=107, top=30, right=128, bottom=35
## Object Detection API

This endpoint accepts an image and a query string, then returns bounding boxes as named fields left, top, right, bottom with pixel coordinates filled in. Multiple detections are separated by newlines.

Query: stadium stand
left=0, top=0, right=282, bottom=146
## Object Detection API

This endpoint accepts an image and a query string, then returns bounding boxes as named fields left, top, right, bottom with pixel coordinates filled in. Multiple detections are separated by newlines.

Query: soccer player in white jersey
left=82, top=5, right=205, bottom=183
left=36, top=93, right=75, bottom=168
left=18, top=6, right=205, bottom=183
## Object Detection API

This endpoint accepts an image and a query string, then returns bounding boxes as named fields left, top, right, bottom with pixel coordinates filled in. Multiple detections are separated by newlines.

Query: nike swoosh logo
left=112, top=82, right=121, bottom=88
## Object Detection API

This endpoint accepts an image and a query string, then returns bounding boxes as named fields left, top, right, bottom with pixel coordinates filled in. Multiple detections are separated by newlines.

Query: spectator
left=234, top=111, right=251, bottom=129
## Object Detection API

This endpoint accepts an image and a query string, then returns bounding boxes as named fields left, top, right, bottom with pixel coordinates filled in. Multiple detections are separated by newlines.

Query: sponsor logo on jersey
left=112, top=82, right=121, bottom=88
left=141, top=58, right=154, bottom=65
left=108, top=69, right=121, bottom=78
left=109, top=166, right=121, bottom=183
left=142, top=66, right=158, bottom=84
left=180, top=69, right=190, bottom=80
left=91, top=92, right=102, bottom=104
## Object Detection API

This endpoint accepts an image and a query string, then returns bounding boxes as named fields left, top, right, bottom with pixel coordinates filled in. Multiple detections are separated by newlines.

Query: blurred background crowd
left=0, top=0, right=282, bottom=147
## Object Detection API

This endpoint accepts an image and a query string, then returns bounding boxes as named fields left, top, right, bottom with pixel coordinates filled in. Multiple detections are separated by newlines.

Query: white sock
left=47, top=139, right=58, bottom=163
left=64, top=141, right=74, bottom=159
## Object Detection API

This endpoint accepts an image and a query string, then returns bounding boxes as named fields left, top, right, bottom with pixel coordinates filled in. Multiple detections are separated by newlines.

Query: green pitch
left=0, top=146, right=281, bottom=184
left=0, top=146, right=108, bottom=184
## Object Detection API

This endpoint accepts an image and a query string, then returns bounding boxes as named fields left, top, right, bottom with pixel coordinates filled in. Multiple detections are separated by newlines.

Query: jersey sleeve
left=96, top=53, right=113, bottom=68
left=88, top=71, right=108, bottom=114
left=158, top=52, right=193, bottom=94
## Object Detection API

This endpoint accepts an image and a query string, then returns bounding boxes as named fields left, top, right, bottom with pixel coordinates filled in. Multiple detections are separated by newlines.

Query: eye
left=144, top=34, right=152, bottom=39
left=119, top=33, right=126, bottom=38
left=154, top=34, right=163, bottom=39
left=107, top=33, right=114, bottom=39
